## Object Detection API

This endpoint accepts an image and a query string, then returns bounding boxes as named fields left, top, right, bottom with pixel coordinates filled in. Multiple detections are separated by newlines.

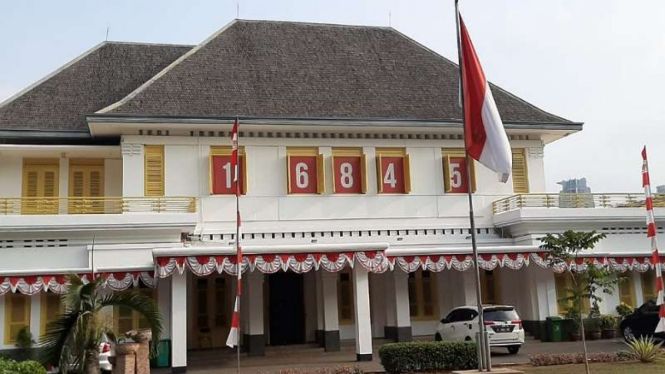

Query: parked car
left=620, top=299, right=665, bottom=342
left=436, top=305, right=525, bottom=354
left=99, top=334, right=114, bottom=373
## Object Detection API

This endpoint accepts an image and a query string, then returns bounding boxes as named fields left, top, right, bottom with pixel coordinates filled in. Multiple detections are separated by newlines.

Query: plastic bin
left=150, top=339, right=171, bottom=368
left=546, top=316, right=564, bottom=342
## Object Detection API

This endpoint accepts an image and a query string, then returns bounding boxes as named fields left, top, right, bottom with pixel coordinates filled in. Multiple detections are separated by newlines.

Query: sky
left=2, top=0, right=664, bottom=192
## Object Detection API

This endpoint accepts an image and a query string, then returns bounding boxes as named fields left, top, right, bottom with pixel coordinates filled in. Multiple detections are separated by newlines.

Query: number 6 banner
left=287, top=148, right=325, bottom=194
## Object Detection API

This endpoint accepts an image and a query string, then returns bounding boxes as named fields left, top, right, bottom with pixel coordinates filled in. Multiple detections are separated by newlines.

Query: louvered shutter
left=144, top=146, right=165, bottom=196
left=511, top=149, right=529, bottom=193
left=25, top=171, right=38, bottom=197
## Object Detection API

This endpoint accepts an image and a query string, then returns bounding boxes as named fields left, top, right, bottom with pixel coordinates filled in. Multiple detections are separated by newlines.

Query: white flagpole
left=454, top=0, right=491, bottom=371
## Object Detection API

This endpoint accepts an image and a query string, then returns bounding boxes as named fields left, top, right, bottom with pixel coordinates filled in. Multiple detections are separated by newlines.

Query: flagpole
left=454, top=0, right=490, bottom=371
left=235, top=117, right=241, bottom=374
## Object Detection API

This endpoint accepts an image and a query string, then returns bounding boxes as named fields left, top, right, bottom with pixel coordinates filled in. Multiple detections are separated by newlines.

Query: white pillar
left=353, top=266, right=372, bottom=361
left=392, top=271, right=412, bottom=342
left=315, top=272, right=325, bottom=346
left=633, top=271, right=644, bottom=307
left=321, top=272, right=340, bottom=351
left=171, top=272, right=187, bottom=373
left=521, top=266, right=557, bottom=340
left=245, top=272, right=265, bottom=356
left=29, top=294, right=41, bottom=342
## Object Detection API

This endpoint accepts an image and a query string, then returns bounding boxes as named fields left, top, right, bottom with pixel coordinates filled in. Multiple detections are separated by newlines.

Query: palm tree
left=41, top=275, right=162, bottom=374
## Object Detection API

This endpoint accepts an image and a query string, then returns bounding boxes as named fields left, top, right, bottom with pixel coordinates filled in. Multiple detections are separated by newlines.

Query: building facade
left=0, top=19, right=663, bottom=372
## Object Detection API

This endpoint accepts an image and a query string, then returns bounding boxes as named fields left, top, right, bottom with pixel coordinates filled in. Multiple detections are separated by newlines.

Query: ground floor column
left=314, top=272, right=325, bottom=345
left=521, top=266, right=558, bottom=339
left=244, top=272, right=265, bottom=356
left=29, top=293, right=41, bottom=344
left=321, top=272, right=341, bottom=351
left=171, top=272, right=187, bottom=373
left=385, top=270, right=412, bottom=342
left=353, top=266, right=372, bottom=361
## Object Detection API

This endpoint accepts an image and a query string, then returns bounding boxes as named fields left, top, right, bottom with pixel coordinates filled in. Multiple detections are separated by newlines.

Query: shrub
left=626, top=336, right=664, bottom=363
left=599, top=315, right=618, bottom=330
left=274, top=367, right=363, bottom=374
left=379, top=341, right=477, bottom=373
left=616, top=302, right=633, bottom=317
left=0, top=357, right=46, bottom=374
left=529, top=352, right=630, bottom=366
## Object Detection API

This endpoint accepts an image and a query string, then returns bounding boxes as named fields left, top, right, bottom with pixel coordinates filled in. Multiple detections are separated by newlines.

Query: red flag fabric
left=231, top=118, right=240, bottom=195
left=459, top=15, right=512, bottom=183
left=226, top=118, right=243, bottom=348
left=642, top=146, right=665, bottom=333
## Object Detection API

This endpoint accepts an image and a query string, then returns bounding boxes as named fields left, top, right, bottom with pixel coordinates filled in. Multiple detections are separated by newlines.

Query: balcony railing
left=0, top=196, right=197, bottom=215
left=492, top=193, right=665, bottom=214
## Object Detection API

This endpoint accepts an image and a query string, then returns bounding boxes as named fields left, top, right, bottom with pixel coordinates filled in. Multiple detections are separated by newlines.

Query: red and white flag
left=459, top=15, right=512, bottom=182
left=226, top=118, right=244, bottom=348
left=642, top=147, right=665, bottom=333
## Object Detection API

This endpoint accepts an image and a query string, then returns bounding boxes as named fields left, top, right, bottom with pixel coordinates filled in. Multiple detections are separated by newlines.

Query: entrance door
left=193, top=276, right=231, bottom=348
left=268, top=272, right=305, bottom=345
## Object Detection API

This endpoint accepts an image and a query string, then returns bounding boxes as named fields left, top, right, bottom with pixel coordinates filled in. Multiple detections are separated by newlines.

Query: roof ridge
left=234, top=18, right=392, bottom=30
left=97, top=20, right=239, bottom=114
left=104, top=41, right=195, bottom=48
left=0, top=42, right=108, bottom=111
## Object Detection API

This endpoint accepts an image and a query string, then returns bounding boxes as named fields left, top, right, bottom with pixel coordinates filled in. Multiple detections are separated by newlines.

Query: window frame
left=4, top=292, right=31, bottom=345
left=331, top=148, right=367, bottom=194
left=113, top=288, right=157, bottom=337
left=22, top=158, right=60, bottom=214
left=408, top=270, right=439, bottom=321
left=511, top=148, right=529, bottom=193
left=40, top=292, right=63, bottom=338
left=375, top=148, right=411, bottom=194
left=286, top=147, right=325, bottom=194
left=209, top=146, right=248, bottom=195
left=442, top=149, right=476, bottom=193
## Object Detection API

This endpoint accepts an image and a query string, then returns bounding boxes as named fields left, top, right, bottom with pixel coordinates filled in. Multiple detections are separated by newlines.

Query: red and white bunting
left=0, top=272, right=155, bottom=296
left=642, top=147, right=665, bottom=333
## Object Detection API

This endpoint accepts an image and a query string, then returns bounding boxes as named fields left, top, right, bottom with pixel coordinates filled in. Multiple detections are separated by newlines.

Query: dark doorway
left=268, top=272, right=305, bottom=345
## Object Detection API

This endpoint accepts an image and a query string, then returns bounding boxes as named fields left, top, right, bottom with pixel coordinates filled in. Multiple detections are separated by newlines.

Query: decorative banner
left=0, top=271, right=156, bottom=296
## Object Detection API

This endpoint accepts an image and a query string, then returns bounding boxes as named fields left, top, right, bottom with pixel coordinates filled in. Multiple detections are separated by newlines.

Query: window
left=511, top=149, right=529, bottom=193
left=213, top=278, right=227, bottom=327
left=376, top=148, right=411, bottom=194
left=196, top=279, right=209, bottom=329
left=210, top=146, right=247, bottom=195
left=287, top=148, right=324, bottom=194
left=68, top=159, right=105, bottom=214
left=113, top=288, right=156, bottom=336
left=40, top=292, right=62, bottom=337
left=144, top=145, right=164, bottom=196
left=4, top=293, right=31, bottom=345
left=442, top=149, right=475, bottom=193
left=554, top=273, right=590, bottom=315
left=408, top=270, right=438, bottom=320
left=338, top=272, right=354, bottom=324
left=641, top=270, right=656, bottom=302
left=480, top=270, right=501, bottom=305
left=22, top=159, right=59, bottom=214
left=332, top=148, right=367, bottom=194
left=619, top=275, right=636, bottom=307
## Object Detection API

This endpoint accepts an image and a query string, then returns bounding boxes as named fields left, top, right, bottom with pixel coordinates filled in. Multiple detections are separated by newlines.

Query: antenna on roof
left=389, top=11, right=392, bottom=27
left=105, top=26, right=110, bottom=42
left=236, top=1, right=240, bottom=18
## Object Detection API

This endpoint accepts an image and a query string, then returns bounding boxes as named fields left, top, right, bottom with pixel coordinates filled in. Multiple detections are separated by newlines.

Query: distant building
left=557, top=178, right=592, bottom=193
left=657, top=185, right=665, bottom=194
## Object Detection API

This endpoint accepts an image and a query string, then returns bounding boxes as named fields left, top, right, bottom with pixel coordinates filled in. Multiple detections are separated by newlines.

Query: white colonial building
left=0, top=19, right=662, bottom=372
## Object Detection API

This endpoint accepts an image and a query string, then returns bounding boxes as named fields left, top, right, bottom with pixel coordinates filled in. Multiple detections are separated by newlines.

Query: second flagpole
left=454, top=0, right=491, bottom=371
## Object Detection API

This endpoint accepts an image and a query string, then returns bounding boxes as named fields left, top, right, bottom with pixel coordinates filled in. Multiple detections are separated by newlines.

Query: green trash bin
left=150, top=339, right=171, bottom=368
left=546, top=316, right=564, bottom=342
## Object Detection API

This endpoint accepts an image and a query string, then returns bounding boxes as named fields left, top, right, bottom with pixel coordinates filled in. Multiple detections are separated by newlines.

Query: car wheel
left=435, top=333, right=442, bottom=341
left=507, top=346, right=520, bottom=355
left=623, top=326, right=636, bottom=342
left=465, top=336, right=472, bottom=342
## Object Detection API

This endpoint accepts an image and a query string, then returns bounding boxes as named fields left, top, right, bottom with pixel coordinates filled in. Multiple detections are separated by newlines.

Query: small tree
left=540, top=230, right=618, bottom=374
left=41, top=275, right=162, bottom=374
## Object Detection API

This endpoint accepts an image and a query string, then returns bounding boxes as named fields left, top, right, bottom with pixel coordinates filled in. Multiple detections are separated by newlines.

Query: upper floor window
left=331, top=148, right=367, bottom=194
left=442, top=149, right=476, bottom=193
left=210, top=146, right=247, bottom=195
left=69, top=159, right=104, bottom=214
left=511, top=149, right=529, bottom=193
left=287, top=148, right=324, bottom=194
left=144, top=145, right=164, bottom=197
left=376, top=148, right=411, bottom=194
left=22, top=158, right=59, bottom=214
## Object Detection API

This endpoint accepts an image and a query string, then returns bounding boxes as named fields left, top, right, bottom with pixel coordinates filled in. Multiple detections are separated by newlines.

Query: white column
left=171, top=272, right=187, bottom=373
left=246, top=272, right=265, bottom=356
left=633, top=271, right=645, bottom=307
left=321, top=272, right=340, bottom=351
left=58, top=157, right=69, bottom=214
left=353, top=266, right=372, bottom=361
left=384, top=272, right=396, bottom=335
left=29, top=294, right=41, bottom=342
left=392, top=271, right=412, bottom=342
left=315, top=272, right=325, bottom=345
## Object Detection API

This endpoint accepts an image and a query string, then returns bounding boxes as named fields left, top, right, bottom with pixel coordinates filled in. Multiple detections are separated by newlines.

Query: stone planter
left=114, top=343, right=140, bottom=374
left=601, top=329, right=617, bottom=339
left=126, top=329, right=152, bottom=374
left=115, top=342, right=140, bottom=355
left=570, top=332, right=581, bottom=341
left=587, top=330, right=602, bottom=340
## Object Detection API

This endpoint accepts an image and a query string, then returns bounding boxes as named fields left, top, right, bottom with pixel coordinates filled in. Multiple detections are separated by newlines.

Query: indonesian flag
left=459, top=15, right=512, bottom=183
left=231, top=118, right=240, bottom=196
left=642, top=147, right=665, bottom=333
left=226, top=295, right=240, bottom=347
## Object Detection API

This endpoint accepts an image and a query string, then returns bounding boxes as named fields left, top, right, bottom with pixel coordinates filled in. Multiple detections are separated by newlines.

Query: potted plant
left=599, top=315, right=618, bottom=339
left=564, top=307, right=582, bottom=341
left=585, top=317, right=602, bottom=340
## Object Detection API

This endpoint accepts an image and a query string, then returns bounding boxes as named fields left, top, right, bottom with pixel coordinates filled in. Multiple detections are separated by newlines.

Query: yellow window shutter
left=144, top=145, right=165, bottom=196
left=316, top=153, right=325, bottom=194
left=286, top=154, right=292, bottom=194
left=4, top=293, right=31, bottom=345
left=511, top=149, right=529, bottom=193
left=375, top=155, right=383, bottom=193
left=241, top=154, right=248, bottom=195
left=24, top=171, right=39, bottom=197
left=89, top=170, right=102, bottom=197
left=71, top=171, right=84, bottom=197
left=360, top=153, right=368, bottom=194
left=404, top=154, right=412, bottom=194
left=443, top=155, right=452, bottom=193
left=43, top=171, right=57, bottom=197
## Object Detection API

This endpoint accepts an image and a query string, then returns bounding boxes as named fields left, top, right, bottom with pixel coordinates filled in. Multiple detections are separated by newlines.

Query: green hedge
left=0, top=357, right=46, bottom=374
left=379, top=341, right=478, bottom=373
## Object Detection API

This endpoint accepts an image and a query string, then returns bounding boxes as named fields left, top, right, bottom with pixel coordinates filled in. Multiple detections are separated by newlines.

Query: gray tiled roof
left=0, top=42, right=192, bottom=133
left=102, top=20, right=572, bottom=124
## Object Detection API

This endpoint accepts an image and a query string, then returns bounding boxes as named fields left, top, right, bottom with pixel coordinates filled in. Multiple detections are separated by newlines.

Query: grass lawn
left=515, top=361, right=665, bottom=374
